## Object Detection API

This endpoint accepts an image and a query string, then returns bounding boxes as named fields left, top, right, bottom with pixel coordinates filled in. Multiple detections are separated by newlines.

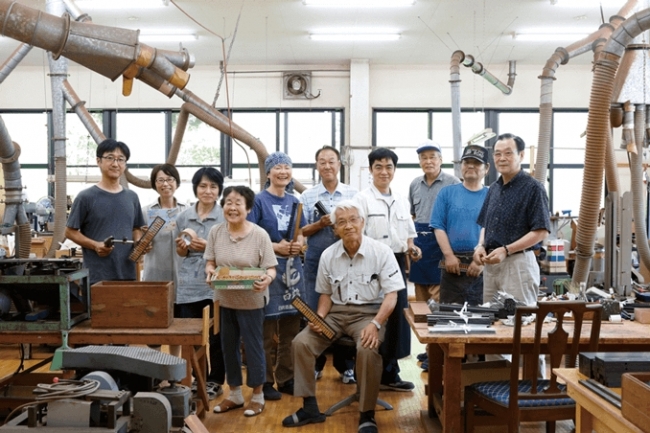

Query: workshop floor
left=0, top=336, right=574, bottom=433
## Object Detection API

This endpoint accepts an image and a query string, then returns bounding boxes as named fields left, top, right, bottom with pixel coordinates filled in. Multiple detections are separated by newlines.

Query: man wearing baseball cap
left=430, top=145, right=489, bottom=307
left=408, top=140, right=460, bottom=303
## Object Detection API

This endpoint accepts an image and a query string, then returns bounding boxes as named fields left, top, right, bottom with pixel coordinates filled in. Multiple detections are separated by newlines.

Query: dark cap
left=416, top=139, right=442, bottom=154
left=461, top=145, right=488, bottom=164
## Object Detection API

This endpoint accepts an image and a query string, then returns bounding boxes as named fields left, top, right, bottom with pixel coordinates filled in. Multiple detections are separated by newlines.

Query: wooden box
left=621, top=372, right=650, bottom=433
left=91, top=281, right=173, bottom=328
left=409, top=301, right=431, bottom=323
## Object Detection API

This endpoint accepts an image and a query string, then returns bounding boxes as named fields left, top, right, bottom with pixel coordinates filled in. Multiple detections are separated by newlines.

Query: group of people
left=65, top=131, right=550, bottom=433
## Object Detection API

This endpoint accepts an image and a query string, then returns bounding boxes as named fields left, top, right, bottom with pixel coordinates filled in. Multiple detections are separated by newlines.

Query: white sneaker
left=340, top=369, right=356, bottom=384
left=315, top=370, right=323, bottom=380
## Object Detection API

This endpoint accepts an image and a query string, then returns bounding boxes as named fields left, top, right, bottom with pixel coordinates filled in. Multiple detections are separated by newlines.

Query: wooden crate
left=621, top=372, right=650, bottom=433
left=91, top=281, right=173, bottom=328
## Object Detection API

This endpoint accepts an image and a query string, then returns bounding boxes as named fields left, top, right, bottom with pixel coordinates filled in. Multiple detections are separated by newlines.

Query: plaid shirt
left=300, top=181, right=358, bottom=225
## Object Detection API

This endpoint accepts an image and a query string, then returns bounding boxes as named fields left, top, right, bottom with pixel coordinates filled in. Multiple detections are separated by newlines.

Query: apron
left=265, top=255, right=309, bottom=319
left=409, top=222, right=442, bottom=285
left=381, top=253, right=411, bottom=360
left=304, top=224, right=337, bottom=311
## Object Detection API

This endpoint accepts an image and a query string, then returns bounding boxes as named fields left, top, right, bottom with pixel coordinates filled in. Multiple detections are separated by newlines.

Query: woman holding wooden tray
left=205, top=185, right=278, bottom=417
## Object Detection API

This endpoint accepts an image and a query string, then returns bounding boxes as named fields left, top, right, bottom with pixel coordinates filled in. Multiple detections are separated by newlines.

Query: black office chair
left=324, top=335, right=393, bottom=416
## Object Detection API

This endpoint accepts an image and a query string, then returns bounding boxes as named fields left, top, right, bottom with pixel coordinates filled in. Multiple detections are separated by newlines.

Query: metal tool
left=103, top=236, right=135, bottom=248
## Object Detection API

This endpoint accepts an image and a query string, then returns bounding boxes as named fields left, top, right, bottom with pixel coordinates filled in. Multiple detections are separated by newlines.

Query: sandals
left=243, top=401, right=265, bottom=417
left=213, top=399, right=244, bottom=414
left=359, top=419, right=378, bottom=433
left=282, top=408, right=326, bottom=427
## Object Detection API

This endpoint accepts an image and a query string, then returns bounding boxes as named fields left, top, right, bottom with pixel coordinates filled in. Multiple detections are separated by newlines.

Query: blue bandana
left=265, top=152, right=293, bottom=174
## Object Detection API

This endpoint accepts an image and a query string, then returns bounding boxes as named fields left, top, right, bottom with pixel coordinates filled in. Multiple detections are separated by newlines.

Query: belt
left=486, top=247, right=533, bottom=255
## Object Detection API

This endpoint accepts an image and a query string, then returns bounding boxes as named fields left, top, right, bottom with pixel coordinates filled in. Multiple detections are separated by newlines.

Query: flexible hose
left=573, top=56, right=620, bottom=286
left=630, top=105, right=650, bottom=270
left=17, top=223, right=31, bottom=259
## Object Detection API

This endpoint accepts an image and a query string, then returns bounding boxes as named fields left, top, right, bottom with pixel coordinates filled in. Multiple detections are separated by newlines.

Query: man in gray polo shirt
left=408, top=140, right=460, bottom=303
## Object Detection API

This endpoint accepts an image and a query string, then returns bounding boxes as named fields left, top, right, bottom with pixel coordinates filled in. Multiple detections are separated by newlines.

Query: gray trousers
left=482, top=250, right=539, bottom=306
left=292, top=304, right=385, bottom=412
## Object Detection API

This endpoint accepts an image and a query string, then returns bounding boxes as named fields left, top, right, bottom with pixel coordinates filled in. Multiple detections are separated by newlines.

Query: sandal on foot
left=282, top=408, right=326, bottom=427
left=243, top=401, right=265, bottom=417
left=213, top=399, right=244, bottom=414
left=358, top=419, right=378, bottom=433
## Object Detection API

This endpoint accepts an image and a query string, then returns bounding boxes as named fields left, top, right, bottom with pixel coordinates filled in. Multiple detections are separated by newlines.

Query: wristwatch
left=371, top=319, right=381, bottom=330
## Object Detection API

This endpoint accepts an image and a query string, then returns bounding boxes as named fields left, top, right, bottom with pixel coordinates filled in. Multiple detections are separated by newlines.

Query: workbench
left=0, top=317, right=211, bottom=416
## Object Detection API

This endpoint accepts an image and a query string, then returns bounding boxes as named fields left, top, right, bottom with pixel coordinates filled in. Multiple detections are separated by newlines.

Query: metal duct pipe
left=462, top=55, right=516, bottom=95
left=534, top=0, right=637, bottom=186
left=572, top=7, right=650, bottom=286
left=45, top=0, right=68, bottom=258
left=61, top=0, right=90, bottom=22
left=0, top=43, right=32, bottom=85
left=0, top=116, right=29, bottom=258
left=62, top=80, right=105, bottom=144
left=622, top=101, right=636, bottom=151
left=0, top=0, right=189, bottom=93
left=449, top=50, right=464, bottom=178
left=630, top=105, right=650, bottom=270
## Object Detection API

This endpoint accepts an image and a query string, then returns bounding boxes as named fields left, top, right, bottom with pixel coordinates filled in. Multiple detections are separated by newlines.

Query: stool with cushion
left=464, top=301, right=602, bottom=433
left=324, top=335, right=393, bottom=416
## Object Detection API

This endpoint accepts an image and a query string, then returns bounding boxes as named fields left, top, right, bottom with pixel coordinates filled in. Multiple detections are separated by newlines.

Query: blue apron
left=381, top=253, right=410, bottom=360
left=265, top=255, right=309, bottom=319
left=409, top=222, right=442, bottom=285
left=304, top=224, right=337, bottom=311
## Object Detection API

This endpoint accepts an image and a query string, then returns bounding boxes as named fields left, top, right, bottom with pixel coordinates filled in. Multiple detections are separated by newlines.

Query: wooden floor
left=0, top=331, right=574, bottom=433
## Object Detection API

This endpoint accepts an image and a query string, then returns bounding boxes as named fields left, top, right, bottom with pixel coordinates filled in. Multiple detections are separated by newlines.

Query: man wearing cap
left=430, top=145, right=489, bottom=306
left=408, top=140, right=460, bottom=303
left=473, top=133, right=550, bottom=306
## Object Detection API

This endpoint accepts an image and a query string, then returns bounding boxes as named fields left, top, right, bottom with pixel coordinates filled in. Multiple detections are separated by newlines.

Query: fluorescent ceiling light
left=304, top=0, right=414, bottom=7
left=310, top=33, right=400, bottom=41
left=552, top=0, right=622, bottom=6
left=139, top=33, right=198, bottom=43
left=74, top=0, right=167, bottom=9
left=513, top=32, right=589, bottom=41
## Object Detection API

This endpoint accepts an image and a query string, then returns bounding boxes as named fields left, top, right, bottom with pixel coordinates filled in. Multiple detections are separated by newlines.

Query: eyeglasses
left=101, top=155, right=127, bottom=165
left=335, top=216, right=361, bottom=228
left=155, top=177, right=176, bottom=185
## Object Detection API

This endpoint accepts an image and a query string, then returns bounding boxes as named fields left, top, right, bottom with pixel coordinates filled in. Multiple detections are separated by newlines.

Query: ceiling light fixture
left=303, top=0, right=414, bottom=6
left=551, top=0, right=622, bottom=6
left=74, top=0, right=167, bottom=9
left=310, top=33, right=400, bottom=41
left=512, top=32, right=589, bottom=42
left=139, top=33, right=198, bottom=43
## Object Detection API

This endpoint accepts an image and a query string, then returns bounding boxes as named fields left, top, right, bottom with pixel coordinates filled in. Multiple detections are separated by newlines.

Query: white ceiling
left=0, top=0, right=647, bottom=70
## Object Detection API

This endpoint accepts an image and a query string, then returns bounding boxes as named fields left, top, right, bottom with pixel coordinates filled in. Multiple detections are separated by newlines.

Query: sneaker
left=417, top=352, right=428, bottom=362
left=420, top=360, right=428, bottom=372
left=380, top=379, right=415, bottom=392
left=315, top=370, right=323, bottom=380
left=340, top=369, right=356, bottom=384
left=263, top=382, right=281, bottom=401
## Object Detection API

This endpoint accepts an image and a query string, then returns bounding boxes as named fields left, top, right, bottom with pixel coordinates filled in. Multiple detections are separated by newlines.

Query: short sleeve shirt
left=409, top=171, right=460, bottom=223
left=477, top=170, right=551, bottom=250
left=316, top=236, right=405, bottom=305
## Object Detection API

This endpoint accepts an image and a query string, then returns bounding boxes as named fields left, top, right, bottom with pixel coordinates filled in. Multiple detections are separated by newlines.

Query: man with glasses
left=473, top=133, right=551, bottom=306
left=430, top=145, right=489, bottom=307
left=66, top=138, right=146, bottom=285
left=283, top=200, right=404, bottom=433
left=354, top=147, right=420, bottom=392
left=300, top=146, right=358, bottom=384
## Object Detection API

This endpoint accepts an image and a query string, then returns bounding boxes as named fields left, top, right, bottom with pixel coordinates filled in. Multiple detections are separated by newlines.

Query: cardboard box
left=634, top=308, right=650, bottom=324
left=91, top=281, right=173, bottom=328
left=621, top=372, right=650, bottom=433
left=210, top=267, right=264, bottom=290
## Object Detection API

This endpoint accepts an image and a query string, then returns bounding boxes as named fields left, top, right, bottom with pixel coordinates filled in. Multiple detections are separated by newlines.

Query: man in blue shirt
left=473, top=134, right=551, bottom=306
left=430, top=145, right=489, bottom=306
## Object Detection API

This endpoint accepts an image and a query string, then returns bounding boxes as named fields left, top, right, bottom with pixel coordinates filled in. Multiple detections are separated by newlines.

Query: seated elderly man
left=282, top=200, right=404, bottom=433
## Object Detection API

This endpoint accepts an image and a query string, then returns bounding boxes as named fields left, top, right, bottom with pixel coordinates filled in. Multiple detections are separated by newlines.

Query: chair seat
left=469, top=380, right=573, bottom=408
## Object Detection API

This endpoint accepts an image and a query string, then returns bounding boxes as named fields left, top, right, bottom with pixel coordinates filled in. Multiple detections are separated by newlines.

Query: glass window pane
left=1, top=113, right=48, bottom=164
left=553, top=112, right=588, bottom=163
left=497, top=113, right=539, bottom=156
left=66, top=112, right=102, bottom=175
left=230, top=112, right=276, bottom=186
left=21, top=169, right=49, bottom=203
left=376, top=112, right=428, bottom=164
left=171, top=113, right=221, bottom=167
left=432, top=112, right=485, bottom=162
left=116, top=112, right=166, bottom=164
left=286, top=112, right=335, bottom=163
left=552, top=169, right=591, bottom=216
